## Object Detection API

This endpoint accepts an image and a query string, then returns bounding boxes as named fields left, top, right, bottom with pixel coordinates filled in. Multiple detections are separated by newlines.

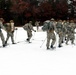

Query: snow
left=0, top=27, right=76, bottom=75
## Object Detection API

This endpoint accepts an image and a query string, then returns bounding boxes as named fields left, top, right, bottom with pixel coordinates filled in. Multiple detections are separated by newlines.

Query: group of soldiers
left=0, top=17, right=76, bottom=50
left=0, top=18, right=15, bottom=47
left=0, top=18, right=39, bottom=47
left=44, top=18, right=76, bottom=49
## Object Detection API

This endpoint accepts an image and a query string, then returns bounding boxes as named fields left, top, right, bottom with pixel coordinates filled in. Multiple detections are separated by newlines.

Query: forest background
left=0, top=0, right=76, bottom=26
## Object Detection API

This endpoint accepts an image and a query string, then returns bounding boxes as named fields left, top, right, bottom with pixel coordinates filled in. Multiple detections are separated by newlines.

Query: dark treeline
left=0, top=0, right=75, bottom=26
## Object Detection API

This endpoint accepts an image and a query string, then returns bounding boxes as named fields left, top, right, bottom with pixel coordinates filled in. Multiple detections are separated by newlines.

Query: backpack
left=42, top=22, right=50, bottom=31
left=5, top=23, right=11, bottom=32
left=42, top=21, right=54, bottom=31
left=23, top=23, right=29, bottom=30
left=56, top=23, right=63, bottom=29
left=48, top=22, right=54, bottom=30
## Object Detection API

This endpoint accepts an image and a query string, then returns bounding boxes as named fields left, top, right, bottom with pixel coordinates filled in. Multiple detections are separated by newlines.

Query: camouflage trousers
left=0, top=31, right=5, bottom=45
left=27, top=31, right=32, bottom=41
left=46, top=31, right=56, bottom=48
left=6, top=32, right=14, bottom=43
left=66, top=33, right=75, bottom=44
left=57, top=32, right=64, bottom=46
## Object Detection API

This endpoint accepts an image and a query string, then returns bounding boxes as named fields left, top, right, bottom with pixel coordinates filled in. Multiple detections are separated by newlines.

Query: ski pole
left=14, top=28, right=18, bottom=42
left=40, top=37, right=46, bottom=48
left=32, top=31, right=36, bottom=40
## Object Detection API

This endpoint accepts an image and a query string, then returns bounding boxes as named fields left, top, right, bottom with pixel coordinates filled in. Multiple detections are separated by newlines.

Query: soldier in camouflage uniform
left=62, top=20, right=67, bottom=42
left=23, top=21, right=36, bottom=43
left=66, top=20, right=76, bottom=45
left=0, top=18, right=6, bottom=47
left=5, top=20, right=15, bottom=44
left=46, top=18, right=56, bottom=49
left=56, top=20, right=64, bottom=47
left=35, top=21, right=40, bottom=31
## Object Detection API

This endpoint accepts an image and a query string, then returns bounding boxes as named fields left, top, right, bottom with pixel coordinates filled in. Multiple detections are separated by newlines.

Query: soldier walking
left=5, top=20, right=15, bottom=44
left=23, top=21, right=36, bottom=43
left=66, top=20, right=76, bottom=45
left=45, top=18, right=56, bottom=49
left=35, top=21, right=40, bottom=31
left=56, top=20, right=64, bottom=47
left=0, top=18, right=6, bottom=47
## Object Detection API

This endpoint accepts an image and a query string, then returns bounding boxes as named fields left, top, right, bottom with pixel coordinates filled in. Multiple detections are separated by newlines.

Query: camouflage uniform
left=5, top=20, right=15, bottom=44
left=23, top=21, right=36, bottom=42
left=56, top=20, right=64, bottom=47
left=66, top=20, right=76, bottom=44
left=62, top=20, right=67, bottom=42
left=46, top=19, right=56, bottom=49
left=35, top=21, right=40, bottom=31
left=0, top=18, right=6, bottom=47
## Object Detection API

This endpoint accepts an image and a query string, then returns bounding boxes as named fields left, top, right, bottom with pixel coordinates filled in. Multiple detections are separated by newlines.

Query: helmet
left=10, top=20, right=14, bottom=23
left=29, top=21, right=32, bottom=23
left=70, top=20, right=74, bottom=23
left=58, top=20, right=62, bottom=22
left=50, top=18, right=54, bottom=21
left=0, top=18, right=4, bottom=22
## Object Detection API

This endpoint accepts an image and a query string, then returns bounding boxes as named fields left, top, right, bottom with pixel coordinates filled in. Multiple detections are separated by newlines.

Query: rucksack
left=48, top=22, right=54, bottom=30
left=23, top=23, right=29, bottom=30
left=56, top=23, right=63, bottom=29
left=42, top=21, right=54, bottom=31
left=5, top=23, right=11, bottom=32
left=42, top=22, right=49, bottom=31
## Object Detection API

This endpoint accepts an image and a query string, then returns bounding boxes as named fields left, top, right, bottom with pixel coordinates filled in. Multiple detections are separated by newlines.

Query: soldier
left=5, top=20, right=15, bottom=44
left=35, top=21, right=40, bottom=31
left=66, top=20, right=76, bottom=45
left=62, top=20, right=67, bottom=42
left=23, top=21, right=36, bottom=43
left=0, top=18, right=6, bottom=47
left=56, top=20, right=64, bottom=47
left=46, top=18, right=56, bottom=49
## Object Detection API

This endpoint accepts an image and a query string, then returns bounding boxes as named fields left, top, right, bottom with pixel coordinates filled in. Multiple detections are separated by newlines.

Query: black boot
left=26, top=38, right=29, bottom=41
left=12, top=42, right=16, bottom=44
left=50, top=45, right=55, bottom=49
left=65, top=38, right=67, bottom=41
left=26, top=38, right=31, bottom=43
left=47, top=47, right=50, bottom=50
left=51, top=45, right=53, bottom=48
left=62, top=40, right=64, bottom=43
left=3, top=44, right=6, bottom=47
left=58, top=44, right=62, bottom=48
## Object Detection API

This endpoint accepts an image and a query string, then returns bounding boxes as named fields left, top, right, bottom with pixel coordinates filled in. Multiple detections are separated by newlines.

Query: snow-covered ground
left=0, top=27, right=76, bottom=75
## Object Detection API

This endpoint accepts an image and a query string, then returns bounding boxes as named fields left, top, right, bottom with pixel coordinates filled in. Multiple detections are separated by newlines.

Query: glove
left=12, top=31, right=14, bottom=33
left=15, top=28, right=18, bottom=30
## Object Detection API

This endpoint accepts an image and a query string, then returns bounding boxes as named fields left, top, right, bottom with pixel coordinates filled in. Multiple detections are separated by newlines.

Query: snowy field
left=0, top=27, right=76, bottom=75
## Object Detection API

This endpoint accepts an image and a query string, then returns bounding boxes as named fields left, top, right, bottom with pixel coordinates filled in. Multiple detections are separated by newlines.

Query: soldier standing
left=56, top=20, right=64, bottom=47
left=66, top=20, right=76, bottom=45
left=62, top=20, right=67, bottom=42
left=35, top=21, right=40, bottom=31
left=5, top=20, right=15, bottom=44
left=46, top=18, right=56, bottom=49
left=0, top=18, right=6, bottom=47
left=23, top=21, right=36, bottom=43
